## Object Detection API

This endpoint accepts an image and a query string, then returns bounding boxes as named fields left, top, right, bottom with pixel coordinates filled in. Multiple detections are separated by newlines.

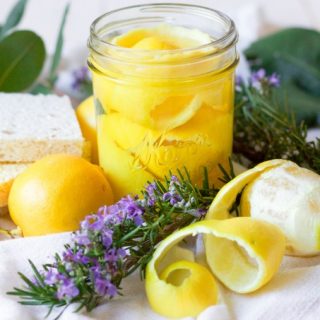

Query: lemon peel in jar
left=145, top=217, right=285, bottom=318
left=100, top=109, right=232, bottom=182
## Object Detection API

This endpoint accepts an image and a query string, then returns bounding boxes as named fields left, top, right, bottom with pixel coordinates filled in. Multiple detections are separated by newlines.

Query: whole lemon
left=8, top=154, right=113, bottom=236
left=76, top=96, right=98, bottom=163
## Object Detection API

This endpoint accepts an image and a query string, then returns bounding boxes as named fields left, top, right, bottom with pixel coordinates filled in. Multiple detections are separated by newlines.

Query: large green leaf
left=0, top=30, right=46, bottom=92
left=245, top=28, right=320, bottom=125
left=0, top=0, right=28, bottom=40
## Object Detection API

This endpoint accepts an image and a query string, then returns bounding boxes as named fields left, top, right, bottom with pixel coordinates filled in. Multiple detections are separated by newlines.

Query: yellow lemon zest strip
left=145, top=217, right=285, bottom=318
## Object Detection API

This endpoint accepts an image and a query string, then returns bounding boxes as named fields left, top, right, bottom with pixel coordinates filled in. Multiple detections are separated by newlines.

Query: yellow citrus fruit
left=145, top=217, right=285, bottom=318
left=76, top=96, right=98, bottom=163
left=240, top=161, right=320, bottom=256
left=206, top=159, right=287, bottom=220
left=8, top=154, right=113, bottom=236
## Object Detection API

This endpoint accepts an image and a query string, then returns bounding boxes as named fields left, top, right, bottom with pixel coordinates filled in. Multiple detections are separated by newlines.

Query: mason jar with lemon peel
left=88, top=4, right=238, bottom=199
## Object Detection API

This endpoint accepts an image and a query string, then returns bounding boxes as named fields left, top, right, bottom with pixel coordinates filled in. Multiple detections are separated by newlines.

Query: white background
left=0, top=0, right=320, bottom=59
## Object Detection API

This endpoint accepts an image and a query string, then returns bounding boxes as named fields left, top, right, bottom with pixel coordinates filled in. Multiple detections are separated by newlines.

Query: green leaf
left=244, top=28, right=320, bottom=125
left=48, top=3, right=70, bottom=86
left=0, top=0, right=28, bottom=40
left=0, top=30, right=46, bottom=92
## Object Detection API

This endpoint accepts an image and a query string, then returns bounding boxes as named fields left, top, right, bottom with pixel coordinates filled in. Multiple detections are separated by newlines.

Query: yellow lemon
left=206, top=159, right=287, bottom=220
left=76, top=96, right=98, bottom=163
left=146, top=217, right=285, bottom=318
left=240, top=161, right=320, bottom=256
left=8, top=154, right=113, bottom=236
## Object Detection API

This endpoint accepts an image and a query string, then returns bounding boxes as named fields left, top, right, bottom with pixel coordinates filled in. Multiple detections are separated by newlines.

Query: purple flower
left=44, top=268, right=60, bottom=285
left=162, top=191, right=182, bottom=206
left=94, top=277, right=117, bottom=297
left=268, top=73, right=280, bottom=87
left=145, top=182, right=157, bottom=206
left=118, top=196, right=145, bottom=226
left=251, top=68, right=266, bottom=82
left=63, top=247, right=91, bottom=264
left=71, top=66, right=91, bottom=90
left=105, top=248, right=127, bottom=263
left=102, top=228, right=113, bottom=247
left=170, top=175, right=179, bottom=184
left=250, top=68, right=280, bottom=90
left=56, top=278, right=80, bottom=300
left=80, top=214, right=105, bottom=232
left=73, top=232, right=91, bottom=246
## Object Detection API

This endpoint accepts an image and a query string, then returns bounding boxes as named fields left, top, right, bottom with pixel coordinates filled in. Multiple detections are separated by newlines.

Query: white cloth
left=1, top=233, right=320, bottom=320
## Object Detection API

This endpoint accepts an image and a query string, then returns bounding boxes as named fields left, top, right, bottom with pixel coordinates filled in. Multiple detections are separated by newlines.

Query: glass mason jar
left=88, top=4, right=238, bottom=200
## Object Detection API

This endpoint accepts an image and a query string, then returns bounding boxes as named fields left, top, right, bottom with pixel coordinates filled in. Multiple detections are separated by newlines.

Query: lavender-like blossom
left=71, top=66, right=91, bottom=90
left=94, top=277, right=117, bottom=297
left=268, top=73, right=280, bottom=87
left=56, top=278, right=80, bottom=300
left=145, top=182, right=157, bottom=206
left=72, top=232, right=91, bottom=246
left=44, top=268, right=60, bottom=285
left=102, top=228, right=113, bottom=247
left=250, top=68, right=280, bottom=90
left=118, top=196, right=145, bottom=226
left=105, top=248, right=127, bottom=263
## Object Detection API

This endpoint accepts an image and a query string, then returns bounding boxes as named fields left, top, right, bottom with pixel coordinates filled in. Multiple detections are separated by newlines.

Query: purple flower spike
left=102, top=229, right=113, bottom=248
left=73, top=232, right=91, bottom=246
left=56, top=278, right=80, bottom=300
left=268, top=73, right=280, bottom=87
left=71, top=66, right=91, bottom=90
left=44, top=268, right=60, bottom=285
left=118, top=196, right=145, bottom=226
left=95, top=278, right=117, bottom=297
left=251, top=68, right=266, bottom=82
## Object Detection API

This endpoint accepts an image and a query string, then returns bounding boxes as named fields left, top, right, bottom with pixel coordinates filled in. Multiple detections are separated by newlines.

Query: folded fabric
left=1, top=232, right=320, bottom=320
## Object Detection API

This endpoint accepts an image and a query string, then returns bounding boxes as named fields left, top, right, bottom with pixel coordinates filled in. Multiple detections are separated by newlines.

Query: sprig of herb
left=234, top=69, right=320, bottom=174
left=8, top=167, right=231, bottom=317
left=0, top=0, right=28, bottom=40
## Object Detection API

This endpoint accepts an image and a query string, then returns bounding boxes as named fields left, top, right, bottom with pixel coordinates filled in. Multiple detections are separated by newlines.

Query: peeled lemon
left=240, top=161, right=320, bottom=256
left=206, top=159, right=286, bottom=220
left=146, top=217, right=285, bottom=318
left=8, top=154, right=113, bottom=236
left=207, top=159, right=320, bottom=256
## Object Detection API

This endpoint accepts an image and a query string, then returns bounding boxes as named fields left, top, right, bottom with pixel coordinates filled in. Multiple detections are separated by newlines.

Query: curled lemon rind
left=145, top=217, right=285, bottom=318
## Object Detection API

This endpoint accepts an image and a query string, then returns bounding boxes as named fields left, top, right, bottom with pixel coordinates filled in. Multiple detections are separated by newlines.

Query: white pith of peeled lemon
left=240, top=161, right=320, bottom=256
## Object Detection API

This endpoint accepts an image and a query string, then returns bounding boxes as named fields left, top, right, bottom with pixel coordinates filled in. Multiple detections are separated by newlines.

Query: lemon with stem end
left=8, top=154, right=114, bottom=236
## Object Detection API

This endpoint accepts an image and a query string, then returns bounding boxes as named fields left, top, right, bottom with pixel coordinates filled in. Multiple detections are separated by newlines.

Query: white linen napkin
left=1, top=232, right=320, bottom=320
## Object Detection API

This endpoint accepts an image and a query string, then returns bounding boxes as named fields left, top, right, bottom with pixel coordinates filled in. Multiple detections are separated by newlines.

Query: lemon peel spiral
left=145, top=217, right=285, bottom=318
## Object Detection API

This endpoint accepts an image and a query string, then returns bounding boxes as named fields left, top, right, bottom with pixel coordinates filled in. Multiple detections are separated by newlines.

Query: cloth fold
left=1, top=233, right=320, bottom=320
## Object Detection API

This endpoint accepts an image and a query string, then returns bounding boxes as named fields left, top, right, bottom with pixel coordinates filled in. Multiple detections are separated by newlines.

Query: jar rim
left=89, top=3, right=238, bottom=56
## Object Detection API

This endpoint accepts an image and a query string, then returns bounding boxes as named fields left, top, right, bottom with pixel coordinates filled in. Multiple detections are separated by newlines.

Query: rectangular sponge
left=0, top=93, right=85, bottom=163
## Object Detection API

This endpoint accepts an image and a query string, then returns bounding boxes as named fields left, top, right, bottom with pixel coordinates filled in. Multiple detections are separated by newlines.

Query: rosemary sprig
left=234, top=70, right=320, bottom=173
left=7, top=167, right=231, bottom=317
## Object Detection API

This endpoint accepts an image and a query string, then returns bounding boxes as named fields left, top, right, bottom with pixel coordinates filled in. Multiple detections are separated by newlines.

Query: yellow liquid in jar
left=91, top=24, right=235, bottom=200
